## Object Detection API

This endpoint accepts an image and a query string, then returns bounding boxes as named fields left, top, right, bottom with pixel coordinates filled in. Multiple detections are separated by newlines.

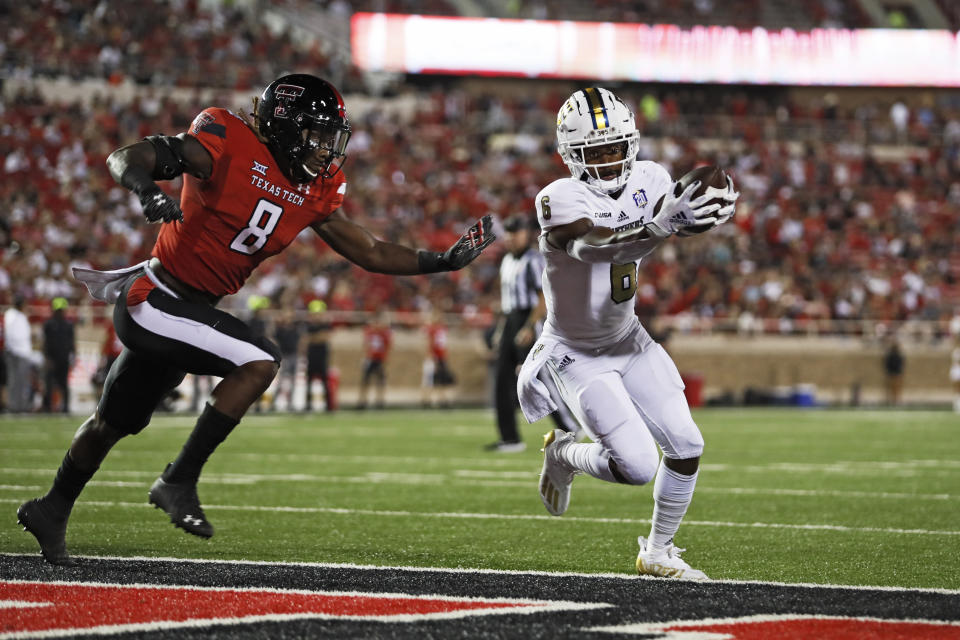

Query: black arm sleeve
left=417, top=250, right=447, bottom=274
left=144, top=135, right=188, bottom=181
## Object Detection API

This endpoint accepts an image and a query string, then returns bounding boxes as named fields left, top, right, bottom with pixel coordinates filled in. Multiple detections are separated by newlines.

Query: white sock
left=561, top=442, right=617, bottom=483
left=647, top=463, right=698, bottom=552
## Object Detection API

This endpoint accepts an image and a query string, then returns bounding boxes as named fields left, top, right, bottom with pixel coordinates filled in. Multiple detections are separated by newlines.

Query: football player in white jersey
left=517, top=87, right=739, bottom=579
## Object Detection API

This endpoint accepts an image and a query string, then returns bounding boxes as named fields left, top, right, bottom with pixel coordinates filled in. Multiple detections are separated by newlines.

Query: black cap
left=503, top=214, right=533, bottom=232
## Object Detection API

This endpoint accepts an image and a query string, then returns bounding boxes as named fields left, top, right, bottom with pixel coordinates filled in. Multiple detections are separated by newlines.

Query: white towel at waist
left=73, top=259, right=183, bottom=303
left=516, top=337, right=559, bottom=423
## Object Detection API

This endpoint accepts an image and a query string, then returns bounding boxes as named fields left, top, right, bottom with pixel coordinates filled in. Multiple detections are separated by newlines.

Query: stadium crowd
left=4, top=82, right=959, bottom=335
left=2, top=1, right=960, bottom=339
left=3, top=0, right=341, bottom=90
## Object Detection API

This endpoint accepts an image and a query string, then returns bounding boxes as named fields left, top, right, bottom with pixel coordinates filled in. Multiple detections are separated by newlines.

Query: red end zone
left=0, top=580, right=583, bottom=637
left=608, top=614, right=960, bottom=639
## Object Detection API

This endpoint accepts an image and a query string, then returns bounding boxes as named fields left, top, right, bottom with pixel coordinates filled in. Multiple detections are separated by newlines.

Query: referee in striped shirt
left=487, top=214, right=577, bottom=452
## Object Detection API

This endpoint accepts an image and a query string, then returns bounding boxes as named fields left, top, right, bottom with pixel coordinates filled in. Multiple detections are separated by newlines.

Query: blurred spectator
left=189, top=375, right=215, bottom=413
left=358, top=312, right=392, bottom=410
left=246, top=295, right=271, bottom=412
left=4, top=295, right=36, bottom=412
left=304, top=300, right=334, bottom=412
left=421, top=308, right=455, bottom=409
left=890, top=99, right=910, bottom=142
left=270, top=310, right=303, bottom=412
left=951, top=335, right=960, bottom=413
left=42, top=297, right=75, bottom=413
left=91, top=322, right=123, bottom=400
left=0, top=307, right=6, bottom=411
left=883, top=336, right=906, bottom=406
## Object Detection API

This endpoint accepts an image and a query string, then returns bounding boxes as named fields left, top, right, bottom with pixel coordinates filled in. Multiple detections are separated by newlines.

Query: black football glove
left=440, top=214, right=496, bottom=270
left=137, top=186, right=183, bottom=224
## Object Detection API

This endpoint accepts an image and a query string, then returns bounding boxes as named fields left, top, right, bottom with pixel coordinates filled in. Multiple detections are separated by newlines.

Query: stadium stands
left=2, top=2, right=959, bottom=339
left=1, top=1, right=336, bottom=89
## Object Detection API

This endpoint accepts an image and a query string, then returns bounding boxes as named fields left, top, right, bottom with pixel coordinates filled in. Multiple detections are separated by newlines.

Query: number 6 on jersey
left=610, top=262, right=637, bottom=304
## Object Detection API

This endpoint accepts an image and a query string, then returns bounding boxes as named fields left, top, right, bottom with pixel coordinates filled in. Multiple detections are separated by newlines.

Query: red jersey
left=153, top=107, right=347, bottom=296
left=426, top=323, right=448, bottom=360
left=363, top=326, right=391, bottom=362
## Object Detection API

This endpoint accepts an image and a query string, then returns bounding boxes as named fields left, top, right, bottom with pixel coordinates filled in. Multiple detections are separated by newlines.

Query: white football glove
left=711, top=175, right=740, bottom=226
left=647, top=176, right=740, bottom=238
left=684, top=175, right=741, bottom=235
left=645, top=180, right=712, bottom=238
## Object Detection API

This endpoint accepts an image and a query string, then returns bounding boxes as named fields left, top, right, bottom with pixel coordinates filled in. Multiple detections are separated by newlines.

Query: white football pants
left=545, top=331, right=703, bottom=485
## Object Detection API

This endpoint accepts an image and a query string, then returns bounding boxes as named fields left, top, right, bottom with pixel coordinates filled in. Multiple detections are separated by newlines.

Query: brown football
left=673, top=165, right=728, bottom=236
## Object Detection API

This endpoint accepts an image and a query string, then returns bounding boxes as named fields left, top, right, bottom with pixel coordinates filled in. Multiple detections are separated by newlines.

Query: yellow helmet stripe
left=582, top=87, right=608, bottom=131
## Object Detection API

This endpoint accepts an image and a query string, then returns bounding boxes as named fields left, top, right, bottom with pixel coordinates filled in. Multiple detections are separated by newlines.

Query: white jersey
left=534, top=160, right=673, bottom=348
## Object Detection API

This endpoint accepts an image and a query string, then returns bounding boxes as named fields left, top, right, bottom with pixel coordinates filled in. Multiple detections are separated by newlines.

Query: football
left=673, top=164, right=729, bottom=236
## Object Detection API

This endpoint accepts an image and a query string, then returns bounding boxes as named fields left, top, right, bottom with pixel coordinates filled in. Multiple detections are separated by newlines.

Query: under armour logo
left=183, top=515, right=204, bottom=527
left=251, top=160, right=269, bottom=176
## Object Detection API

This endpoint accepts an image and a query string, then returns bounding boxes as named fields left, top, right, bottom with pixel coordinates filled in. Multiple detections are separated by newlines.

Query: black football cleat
left=17, top=498, right=76, bottom=567
left=148, top=473, right=214, bottom=539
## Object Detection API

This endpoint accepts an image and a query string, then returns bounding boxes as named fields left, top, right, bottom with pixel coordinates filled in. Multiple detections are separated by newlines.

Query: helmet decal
left=273, top=84, right=305, bottom=118
left=581, top=87, right=609, bottom=131
left=274, top=84, right=305, bottom=99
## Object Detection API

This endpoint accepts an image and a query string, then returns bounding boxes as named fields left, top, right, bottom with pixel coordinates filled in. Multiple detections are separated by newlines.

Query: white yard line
left=0, top=497, right=957, bottom=537
left=0, top=468, right=529, bottom=488
left=6, top=449, right=960, bottom=473
left=1, top=552, right=957, bottom=595
left=0, top=467, right=954, bottom=499
left=454, top=470, right=537, bottom=479
left=695, top=487, right=955, bottom=501
left=1, top=449, right=534, bottom=468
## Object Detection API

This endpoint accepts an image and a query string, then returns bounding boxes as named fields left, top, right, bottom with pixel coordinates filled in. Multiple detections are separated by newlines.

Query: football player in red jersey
left=421, top=308, right=456, bottom=409
left=357, top=312, right=392, bottom=410
left=17, top=74, right=495, bottom=565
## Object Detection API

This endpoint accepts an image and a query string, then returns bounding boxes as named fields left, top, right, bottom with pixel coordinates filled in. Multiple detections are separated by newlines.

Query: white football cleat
left=539, top=429, right=577, bottom=516
left=636, top=536, right=708, bottom=580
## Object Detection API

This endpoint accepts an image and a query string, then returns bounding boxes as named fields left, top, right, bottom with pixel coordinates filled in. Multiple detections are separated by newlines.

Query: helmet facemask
left=267, top=113, right=351, bottom=184
left=297, top=118, right=351, bottom=181
left=557, top=88, right=640, bottom=194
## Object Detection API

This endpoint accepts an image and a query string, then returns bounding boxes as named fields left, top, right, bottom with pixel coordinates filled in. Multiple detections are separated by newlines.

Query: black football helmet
left=256, top=73, right=351, bottom=184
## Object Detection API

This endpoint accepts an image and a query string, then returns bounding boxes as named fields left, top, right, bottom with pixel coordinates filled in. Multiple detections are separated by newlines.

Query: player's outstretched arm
left=313, top=212, right=495, bottom=275
left=106, top=134, right=212, bottom=224
left=546, top=217, right=664, bottom=264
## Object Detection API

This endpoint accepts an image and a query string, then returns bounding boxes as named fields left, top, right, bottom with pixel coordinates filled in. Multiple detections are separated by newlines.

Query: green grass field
left=1, top=408, right=958, bottom=590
